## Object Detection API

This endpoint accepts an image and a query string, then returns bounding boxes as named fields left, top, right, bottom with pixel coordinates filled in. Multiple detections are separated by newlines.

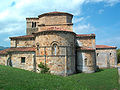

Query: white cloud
left=0, top=0, right=120, bottom=47
left=74, top=23, right=96, bottom=34
left=0, top=9, right=9, bottom=20
left=73, top=17, right=84, bottom=23
left=4, top=38, right=9, bottom=42
left=85, top=0, right=120, bottom=6
left=97, top=37, right=120, bottom=48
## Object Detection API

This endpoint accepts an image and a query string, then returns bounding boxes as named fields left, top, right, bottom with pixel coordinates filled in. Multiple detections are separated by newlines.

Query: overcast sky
left=0, top=0, right=120, bottom=48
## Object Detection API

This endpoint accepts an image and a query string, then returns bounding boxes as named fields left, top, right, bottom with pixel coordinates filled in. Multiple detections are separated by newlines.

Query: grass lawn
left=0, top=65, right=119, bottom=90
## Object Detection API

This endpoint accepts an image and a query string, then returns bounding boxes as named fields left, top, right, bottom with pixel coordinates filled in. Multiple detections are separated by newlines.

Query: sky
left=0, top=0, right=120, bottom=48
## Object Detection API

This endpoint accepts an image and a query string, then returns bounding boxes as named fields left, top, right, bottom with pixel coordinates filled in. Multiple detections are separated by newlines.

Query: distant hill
left=0, top=46, right=9, bottom=50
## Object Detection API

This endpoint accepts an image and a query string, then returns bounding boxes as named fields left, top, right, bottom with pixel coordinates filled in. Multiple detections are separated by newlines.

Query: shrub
left=117, top=49, right=120, bottom=63
left=38, top=62, right=49, bottom=73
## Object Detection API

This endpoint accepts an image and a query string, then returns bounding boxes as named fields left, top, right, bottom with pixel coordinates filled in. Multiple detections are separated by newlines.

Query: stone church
left=0, top=12, right=117, bottom=76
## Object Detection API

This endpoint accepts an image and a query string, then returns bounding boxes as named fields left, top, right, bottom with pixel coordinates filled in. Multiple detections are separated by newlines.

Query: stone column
left=64, top=47, right=68, bottom=76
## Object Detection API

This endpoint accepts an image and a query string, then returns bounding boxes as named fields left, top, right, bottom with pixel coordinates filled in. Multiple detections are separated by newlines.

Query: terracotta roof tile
left=38, top=11, right=73, bottom=18
left=33, top=29, right=76, bottom=35
left=46, top=27, right=71, bottom=31
left=0, top=48, right=11, bottom=55
left=0, top=47, right=35, bottom=55
left=76, top=34, right=95, bottom=37
left=77, top=46, right=95, bottom=51
left=26, top=17, right=39, bottom=19
left=10, top=35, right=34, bottom=39
left=96, top=45, right=117, bottom=49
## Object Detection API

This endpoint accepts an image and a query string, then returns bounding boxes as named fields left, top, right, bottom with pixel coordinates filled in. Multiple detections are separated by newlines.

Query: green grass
left=0, top=65, right=119, bottom=90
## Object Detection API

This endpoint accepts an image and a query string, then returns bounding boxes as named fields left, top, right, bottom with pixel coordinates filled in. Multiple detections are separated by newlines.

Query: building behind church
left=0, top=12, right=117, bottom=76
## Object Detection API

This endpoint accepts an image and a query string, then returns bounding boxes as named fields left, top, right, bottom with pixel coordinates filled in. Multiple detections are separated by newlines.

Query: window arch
left=51, top=41, right=59, bottom=56
left=53, top=44, right=57, bottom=55
left=84, top=58, right=87, bottom=66
left=110, top=53, right=112, bottom=56
left=32, top=22, right=36, bottom=28
left=36, top=43, right=40, bottom=55
left=52, top=43, right=59, bottom=55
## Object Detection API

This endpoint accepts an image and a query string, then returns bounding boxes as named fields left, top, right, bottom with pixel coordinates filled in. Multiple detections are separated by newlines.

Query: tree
left=38, top=62, right=49, bottom=73
left=117, top=49, right=120, bottom=63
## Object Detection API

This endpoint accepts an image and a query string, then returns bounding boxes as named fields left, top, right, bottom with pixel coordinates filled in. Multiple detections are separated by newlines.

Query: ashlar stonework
left=0, top=11, right=117, bottom=76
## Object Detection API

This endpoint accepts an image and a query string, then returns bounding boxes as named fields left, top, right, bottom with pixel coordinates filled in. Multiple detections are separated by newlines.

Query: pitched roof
left=76, top=34, right=95, bottom=38
left=38, top=11, right=73, bottom=18
left=33, top=29, right=76, bottom=35
left=96, top=45, right=117, bottom=49
left=46, top=27, right=72, bottom=31
left=10, top=35, right=34, bottom=39
left=0, top=48, right=11, bottom=55
left=0, top=47, right=35, bottom=55
left=77, top=46, right=95, bottom=51
left=26, top=17, right=39, bottom=20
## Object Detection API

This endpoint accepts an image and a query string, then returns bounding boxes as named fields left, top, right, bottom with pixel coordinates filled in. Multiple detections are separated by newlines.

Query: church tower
left=26, top=12, right=73, bottom=35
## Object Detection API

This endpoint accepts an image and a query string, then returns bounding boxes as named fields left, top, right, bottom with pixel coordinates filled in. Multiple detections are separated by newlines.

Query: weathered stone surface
left=0, top=11, right=117, bottom=76
left=77, top=50, right=96, bottom=73
left=0, top=55, right=8, bottom=65
left=76, top=37, right=95, bottom=49
left=11, top=39, right=35, bottom=47
left=96, top=49, right=117, bottom=68
left=11, top=52, right=35, bottom=71
left=35, top=31, right=76, bottom=76
left=26, top=13, right=73, bottom=35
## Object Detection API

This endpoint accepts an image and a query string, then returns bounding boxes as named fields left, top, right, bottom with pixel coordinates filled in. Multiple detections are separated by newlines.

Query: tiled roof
left=26, top=17, right=39, bottom=19
left=38, top=11, right=73, bottom=18
left=76, top=34, right=95, bottom=37
left=96, top=45, right=117, bottom=49
left=10, top=35, right=34, bottom=39
left=33, top=29, right=76, bottom=35
left=0, top=47, right=35, bottom=55
left=77, top=46, right=95, bottom=51
left=47, top=27, right=71, bottom=31
left=0, top=48, right=11, bottom=55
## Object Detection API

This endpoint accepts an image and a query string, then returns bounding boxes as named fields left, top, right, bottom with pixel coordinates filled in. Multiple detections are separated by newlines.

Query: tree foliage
left=38, top=62, right=49, bottom=73
left=117, top=49, right=120, bottom=63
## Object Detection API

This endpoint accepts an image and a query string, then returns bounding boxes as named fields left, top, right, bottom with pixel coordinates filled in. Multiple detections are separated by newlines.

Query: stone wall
left=11, top=40, right=16, bottom=47
left=0, top=55, right=8, bottom=65
left=38, top=24, right=73, bottom=32
left=26, top=18, right=39, bottom=35
left=76, top=37, right=95, bottom=49
left=26, top=14, right=73, bottom=35
left=77, top=50, right=96, bottom=73
left=35, top=31, right=76, bottom=76
left=10, top=52, right=35, bottom=71
left=11, top=39, right=35, bottom=47
left=39, top=15, right=72, bottom=25
left=96, top=49, right=117, bottom=68
left=27, top=28, right=38, bottom=35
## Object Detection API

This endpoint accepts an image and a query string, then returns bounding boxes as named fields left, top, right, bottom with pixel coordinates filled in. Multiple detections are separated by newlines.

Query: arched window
left=36, top=43, right=40, bottom=55
left=84, top=58, right=87, bottom=65
left=52, top=44, right=58, bottom=55
left=110, top=53, right=112, bottom=56
left=97, top=53, right=99, bottom=56
left=32, top=22, right=36, bottom=28
left=37, top=45, right=39, bottom=50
